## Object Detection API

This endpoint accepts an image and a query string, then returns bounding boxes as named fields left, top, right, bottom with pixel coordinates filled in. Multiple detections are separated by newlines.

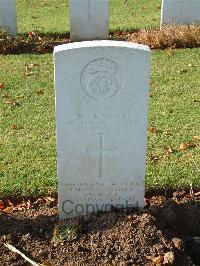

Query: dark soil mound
left=1, top=191, right=200, bottom=265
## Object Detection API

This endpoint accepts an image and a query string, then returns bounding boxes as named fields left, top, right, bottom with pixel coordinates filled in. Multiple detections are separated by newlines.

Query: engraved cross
left=86, top=133, right=116, bottom=178
left=82, top=0, right=96, bottom=22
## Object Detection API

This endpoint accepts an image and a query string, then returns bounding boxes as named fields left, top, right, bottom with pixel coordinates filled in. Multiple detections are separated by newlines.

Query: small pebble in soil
left=37, top=249, right=48, bottom=259
left=172, top=238, right=185, bottom=250
left=163, top=251, right=175, bottom=265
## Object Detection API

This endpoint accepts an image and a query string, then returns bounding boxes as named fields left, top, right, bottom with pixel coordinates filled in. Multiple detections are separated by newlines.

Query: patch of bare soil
left=1, top=191, right=200, bottom=265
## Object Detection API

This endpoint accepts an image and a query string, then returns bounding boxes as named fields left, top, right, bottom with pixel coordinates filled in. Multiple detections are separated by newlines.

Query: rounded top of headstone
left=53, top=40, right=151, bottom=54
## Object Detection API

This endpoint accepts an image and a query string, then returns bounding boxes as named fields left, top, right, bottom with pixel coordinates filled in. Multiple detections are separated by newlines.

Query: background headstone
left=161, top=0, right=200, bottom=25
left=70, top=0, right=109, bottom=41
left=54, top=41, right=151, bottom=220
left=0, top=0, right=17, bottom=34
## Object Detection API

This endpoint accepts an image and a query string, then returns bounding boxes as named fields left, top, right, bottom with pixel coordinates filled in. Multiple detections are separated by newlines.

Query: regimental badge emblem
left=81, top=58, right=124, bottom=100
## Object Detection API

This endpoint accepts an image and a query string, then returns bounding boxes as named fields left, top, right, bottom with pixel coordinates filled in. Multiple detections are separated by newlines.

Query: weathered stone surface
left=161, top=0, right=200, bottom=25
left=54, top=41, right=151, bottom=219
left=70, top=0, right=109, bottom=41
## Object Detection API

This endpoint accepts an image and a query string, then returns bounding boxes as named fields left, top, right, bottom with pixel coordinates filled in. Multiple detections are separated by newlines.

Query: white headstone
left=0, top=0, right=17, bottom=34
left=54, top=41, right=151, bottom=219
left=161, top=0, right=200, bottom=25
left=70, top=0, right=109, bottom=42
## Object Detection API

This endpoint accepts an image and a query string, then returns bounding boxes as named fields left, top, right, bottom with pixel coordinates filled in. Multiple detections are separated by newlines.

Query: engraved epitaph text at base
left=54, top=41, right=151, bottom=219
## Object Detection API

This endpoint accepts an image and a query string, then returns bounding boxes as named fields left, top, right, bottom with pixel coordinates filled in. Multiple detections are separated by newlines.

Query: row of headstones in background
left=54, top=41, right=151, bottom=219
left=1, top=0, right=200, bottom=37
left=71, top=0, right=200, bottom=41
left=161, top=0, right=200, bottom=25
left=0, top=0, right=17, bottom=34
left=0, top=0, right=109, bottom=38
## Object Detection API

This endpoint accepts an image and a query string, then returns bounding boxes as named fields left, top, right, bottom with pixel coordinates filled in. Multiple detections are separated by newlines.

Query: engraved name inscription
left=66, top=112, right=135, bottom=130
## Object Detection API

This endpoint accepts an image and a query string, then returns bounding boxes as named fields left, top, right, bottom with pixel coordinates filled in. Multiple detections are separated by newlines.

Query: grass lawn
left=0, top=48, right=199, bottom=197
left=16, top=0, right=161, bottom=34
